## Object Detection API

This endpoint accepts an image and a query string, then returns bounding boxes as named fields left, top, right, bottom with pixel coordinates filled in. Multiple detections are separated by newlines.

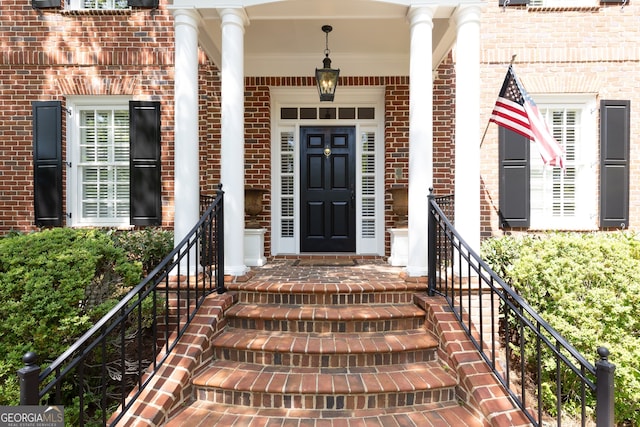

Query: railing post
left=216, top=183, right=226, bottom=294
left=427, top=188, right=436, bottom=296
left=595, top=346, right=615, bottom=427
left=18, top=351, right=40, bottom=405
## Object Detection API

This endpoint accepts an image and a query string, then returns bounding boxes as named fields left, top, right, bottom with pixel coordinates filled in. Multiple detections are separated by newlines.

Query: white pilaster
left=454, top=5, right=482, bottom=261
left=406, top=6, right=436, bottom=277
left=220, top=8, right=249, bottom=276
left=172, top=8, right=200, bottom=273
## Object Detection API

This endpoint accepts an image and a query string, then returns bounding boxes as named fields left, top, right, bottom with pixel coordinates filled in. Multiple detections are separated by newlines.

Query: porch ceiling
left=175, top=0, right=461, bottom=77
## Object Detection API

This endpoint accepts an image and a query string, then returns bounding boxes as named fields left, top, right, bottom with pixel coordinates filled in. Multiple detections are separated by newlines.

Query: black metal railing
left=427, top=191, right=615, bottom=427
left=18, top=186, right=225, bottom=426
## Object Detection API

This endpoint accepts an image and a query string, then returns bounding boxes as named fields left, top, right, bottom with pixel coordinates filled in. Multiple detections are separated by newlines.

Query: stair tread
left=211, top=328, right=438, bottom=354
left=193, top=360, right=457, bottom=394
left=225, top=303, right=426, bottom=321
left=226, top=280, right=428, bottom=294
left=165, top=401, right=484, bottom=427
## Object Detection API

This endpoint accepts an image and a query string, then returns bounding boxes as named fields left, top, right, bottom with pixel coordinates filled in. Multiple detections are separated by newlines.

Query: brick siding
left=478, top=2, right=640, bottom=237
left=2, top=0, right=638, bottom=249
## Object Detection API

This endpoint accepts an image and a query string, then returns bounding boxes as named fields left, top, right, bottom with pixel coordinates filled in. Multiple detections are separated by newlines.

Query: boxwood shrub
left=482, top=232, right=640, bottom=426
left=0, top=227, right=172, bottom=410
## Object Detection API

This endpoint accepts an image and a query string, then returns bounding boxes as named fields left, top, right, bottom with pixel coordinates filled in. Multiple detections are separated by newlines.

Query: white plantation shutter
left=76, top=0, right=128, bottom=9
left=530, top=106, right=595, bottom=229
left=361, top=131, right=376, bottom=238
left=280, top=131, right=295, bottom=238
left=79, top=108, right=130, bottom=222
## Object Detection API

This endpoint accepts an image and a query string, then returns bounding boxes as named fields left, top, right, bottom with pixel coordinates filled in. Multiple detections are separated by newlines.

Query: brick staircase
left=119, top=260, right=531, bottom=426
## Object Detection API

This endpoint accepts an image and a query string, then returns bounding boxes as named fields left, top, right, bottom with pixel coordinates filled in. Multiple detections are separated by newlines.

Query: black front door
left=300, top=126, right=356, bottom=252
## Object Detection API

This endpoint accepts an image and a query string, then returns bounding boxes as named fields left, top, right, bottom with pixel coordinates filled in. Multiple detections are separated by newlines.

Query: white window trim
left=66, top=96, right=132, bottom=228
left=529, top=94, right=597, bottom=230
left=67, top=0, right=129, bottom=10
left=270, top=87, right=385, bottom=256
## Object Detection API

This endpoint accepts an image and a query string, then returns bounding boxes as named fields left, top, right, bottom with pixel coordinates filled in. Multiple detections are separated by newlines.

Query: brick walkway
left=116, top=259, right=531, bottom=427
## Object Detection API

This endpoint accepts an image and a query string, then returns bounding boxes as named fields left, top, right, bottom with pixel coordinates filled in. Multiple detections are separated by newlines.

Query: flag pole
left=480, top=54, right=517, bottom=148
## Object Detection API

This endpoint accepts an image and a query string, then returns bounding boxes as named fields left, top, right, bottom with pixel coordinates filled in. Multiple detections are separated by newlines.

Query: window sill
left=527, top=5, right=601, bottom=12
left=59, top=8, right=132, bottom=15
left=528, top=224, right=599, bottom=232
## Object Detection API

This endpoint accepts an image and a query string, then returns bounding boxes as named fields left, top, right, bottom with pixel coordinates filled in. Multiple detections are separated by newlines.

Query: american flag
left=490, top=66, right=565, bottom=168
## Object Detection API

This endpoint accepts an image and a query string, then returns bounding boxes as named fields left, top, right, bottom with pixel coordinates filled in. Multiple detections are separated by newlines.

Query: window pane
left=82, top=0, right=128, bottom=9
left=530, top=107, right=584, bottom=227
left=361, top=131, right=376, bottom=239
left=280, top=131, right=295, bottom=238
left=78, top=107, right=130, bottom=222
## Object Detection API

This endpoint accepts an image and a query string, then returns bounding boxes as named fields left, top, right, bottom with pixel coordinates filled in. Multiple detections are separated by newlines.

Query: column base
left=388, top=228, right=408, bottom=267
left=244, top=228, right=267, bottom=267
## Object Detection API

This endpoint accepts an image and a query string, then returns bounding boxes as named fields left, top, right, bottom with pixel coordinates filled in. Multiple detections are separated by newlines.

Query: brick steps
left=192, top=360, right=457, bottom=410
left=211, top=328, right=438, bottom=367
left=161, top=262, right=488, bottom=426
left=165, top=401, right=482, bottom=427
left=226, top=281, right=427, bottom=305
left=225, top=303, right=426, bottom=332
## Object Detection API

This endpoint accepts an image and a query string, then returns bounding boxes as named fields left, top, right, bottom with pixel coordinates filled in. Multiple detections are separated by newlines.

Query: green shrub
left=0, top=228, right=147, bottom=405
left=482, top=232, right=640, bottom=426
left=109, top=228, right=173, bottom=275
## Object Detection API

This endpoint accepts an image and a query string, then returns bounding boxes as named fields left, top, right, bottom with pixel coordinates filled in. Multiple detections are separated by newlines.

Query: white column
left=172, top=9, right=200, bottom=273
left=406, top=6, right=436, bottom=277
left=220, top=8, right=248, bottom=276
left=454, top=5, right=482, bottom=262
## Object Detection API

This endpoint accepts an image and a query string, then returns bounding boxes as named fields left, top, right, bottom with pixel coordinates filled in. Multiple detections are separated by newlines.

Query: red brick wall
left=479, top=1, right=640, bottom=236
left=0, top=1, right=182, bottom=231
left=0, top=0, right=453, bottom=256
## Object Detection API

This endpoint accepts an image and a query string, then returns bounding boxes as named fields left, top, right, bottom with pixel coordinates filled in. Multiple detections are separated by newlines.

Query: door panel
left=300, top=126, right=356, bottom=252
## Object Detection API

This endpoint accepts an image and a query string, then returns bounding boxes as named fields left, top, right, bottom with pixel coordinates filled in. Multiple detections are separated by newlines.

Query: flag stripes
left=490, top=66, right=565, bottom=168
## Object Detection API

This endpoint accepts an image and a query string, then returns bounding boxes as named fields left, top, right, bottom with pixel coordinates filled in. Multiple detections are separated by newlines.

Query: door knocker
left=324, top=147, right=331, bottom=158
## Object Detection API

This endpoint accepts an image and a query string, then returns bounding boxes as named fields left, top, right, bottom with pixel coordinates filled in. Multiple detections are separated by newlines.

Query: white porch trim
left=220, top=8, right=250, bottom=276
left=454, top=4, right=482, bottom=263
left=406, top=6, right=436, bottom=277
left=172, top=8, right=200, bottom=274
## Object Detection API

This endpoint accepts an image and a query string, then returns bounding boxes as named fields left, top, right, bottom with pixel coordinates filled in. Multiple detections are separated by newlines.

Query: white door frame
left=270, top=87, right=385, bottom=255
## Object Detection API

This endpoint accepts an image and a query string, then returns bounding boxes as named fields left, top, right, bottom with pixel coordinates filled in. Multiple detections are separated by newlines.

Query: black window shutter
left=128, top=0, right=159, bottom=8
left=600, top=100, right=630, bottom=228
left=498, top=0, right=529, bottom=6
left=32, top=0, right=61, bottom=9
left=499, top=126, right=530, bottom=228
left=33, top=101, right=63, bottom=227
left=130, top=101, right=161, bottom=226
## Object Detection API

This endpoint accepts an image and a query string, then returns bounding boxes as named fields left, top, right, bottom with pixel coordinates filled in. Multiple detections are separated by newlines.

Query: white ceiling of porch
left=182, top=0, right=460, bottom=77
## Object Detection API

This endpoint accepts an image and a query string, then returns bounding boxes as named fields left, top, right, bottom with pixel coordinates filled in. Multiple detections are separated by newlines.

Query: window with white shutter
left=67, top=0, right=129, bottom=9
left=280, top=131, right=295, bottom=238
left=529, top=97, right=597, bottom=229
left=67, top=98, right=132, bottom=227
left=79, top=107, right=130, bottom=223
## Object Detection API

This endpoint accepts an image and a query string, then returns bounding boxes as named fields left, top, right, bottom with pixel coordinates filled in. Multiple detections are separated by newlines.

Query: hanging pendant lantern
left=315, top=25, right=340, bottom=102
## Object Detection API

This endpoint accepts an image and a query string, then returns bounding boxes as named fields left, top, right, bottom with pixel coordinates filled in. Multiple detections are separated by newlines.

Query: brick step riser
left=236, top=292, right=417, bottom=305
left=226, top=317, right=425, bottom=333
left=195, top=387, right=457, bottom=410
left=212, top=347, right=438, bottom=368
